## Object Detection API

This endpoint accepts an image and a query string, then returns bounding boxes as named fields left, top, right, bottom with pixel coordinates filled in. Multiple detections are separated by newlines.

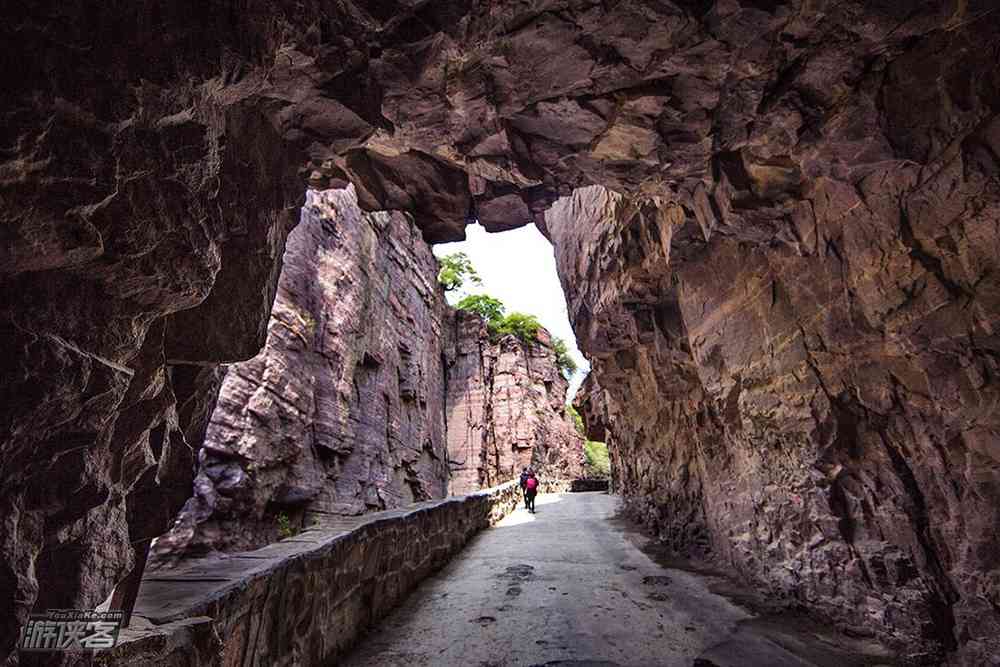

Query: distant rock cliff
left=446, top=311, right=585, bottom=495
left=154, top=189, right=582, bottom=559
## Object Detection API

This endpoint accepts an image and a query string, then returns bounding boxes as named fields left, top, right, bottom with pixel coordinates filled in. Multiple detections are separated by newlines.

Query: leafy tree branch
left=437, top=252, right=482, bottom=292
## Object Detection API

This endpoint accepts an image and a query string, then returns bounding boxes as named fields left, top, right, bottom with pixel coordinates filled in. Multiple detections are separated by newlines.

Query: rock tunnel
left=2, top=1, right=999, bottom=665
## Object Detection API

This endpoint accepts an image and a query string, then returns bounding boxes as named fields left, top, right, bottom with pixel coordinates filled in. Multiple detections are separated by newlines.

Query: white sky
left=434, top=224, right=589, bottom=401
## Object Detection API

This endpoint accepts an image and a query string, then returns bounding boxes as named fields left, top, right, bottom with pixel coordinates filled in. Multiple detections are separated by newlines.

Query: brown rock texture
left=154, top=187, right=452, bottom=558
left=2, top=4, right=341, bottom=658
left=446, top=312, right=586, bottom=494
left=550, top=180, right=1000, bottom=665
left=3, top=1, right=998, bottom=664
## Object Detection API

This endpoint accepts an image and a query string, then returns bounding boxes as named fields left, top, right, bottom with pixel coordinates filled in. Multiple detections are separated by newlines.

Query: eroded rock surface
left=153, top=187, right=450, bottom=558
left=446, top=312, right=585, bottom=494
left=553, top=181, right=1000, bottom=665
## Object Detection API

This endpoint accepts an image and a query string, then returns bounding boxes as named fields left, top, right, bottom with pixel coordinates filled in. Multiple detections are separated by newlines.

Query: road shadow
left=608, top=506, right=902, bottom=667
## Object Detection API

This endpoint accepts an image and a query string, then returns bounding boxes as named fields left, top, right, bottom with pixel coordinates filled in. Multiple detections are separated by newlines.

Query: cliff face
left=551, top=185, right=1000, bottom=664
left=154, top=187, right=449, bottom=557
left=446, top=312, right=586, bottom=494
left=154, top=189, right=582, bottom=559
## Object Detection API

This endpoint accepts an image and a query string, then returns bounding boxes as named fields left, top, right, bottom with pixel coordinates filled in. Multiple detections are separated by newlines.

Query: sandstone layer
left=3, top=1, right=998, bottom=664
left=446, top=312, right=586, bottom=494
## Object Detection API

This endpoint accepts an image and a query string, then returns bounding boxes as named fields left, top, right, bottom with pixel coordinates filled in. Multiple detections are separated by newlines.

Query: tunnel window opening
left=432, top=221, right=589, bottom=403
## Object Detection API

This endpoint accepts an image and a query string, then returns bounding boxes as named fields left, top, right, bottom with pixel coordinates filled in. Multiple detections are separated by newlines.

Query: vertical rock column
left=154, top=187, right=451, bottom=558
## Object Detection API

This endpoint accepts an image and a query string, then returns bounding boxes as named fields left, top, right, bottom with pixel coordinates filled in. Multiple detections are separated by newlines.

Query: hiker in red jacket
left=524, top=470, right=539, bottom=513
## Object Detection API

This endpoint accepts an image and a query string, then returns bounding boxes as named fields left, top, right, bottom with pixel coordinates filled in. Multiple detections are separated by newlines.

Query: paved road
left=344, top=492, right=894, bottom=667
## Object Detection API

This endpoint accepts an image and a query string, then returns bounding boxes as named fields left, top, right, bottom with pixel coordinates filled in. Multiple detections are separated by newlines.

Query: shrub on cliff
left=456, top=294, right=542, bottom=344
left=444, top=255, right=563, bottom=351
left=437, top=252, right=482, bottom=291
left=276, top=512, right=298, bottom=539
left=456, top=293, right=506, bottom=325
left=568, top=406, right=609, bottom=478
left=493, top=312, right=541, bottom=343
left=552, top=337, right=577, bottom=378
left=566, top=405, right=585, bottom=435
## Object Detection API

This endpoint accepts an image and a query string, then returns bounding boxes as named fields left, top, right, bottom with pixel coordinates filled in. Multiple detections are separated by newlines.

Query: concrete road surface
left=344, top=492, right=895, bottom=667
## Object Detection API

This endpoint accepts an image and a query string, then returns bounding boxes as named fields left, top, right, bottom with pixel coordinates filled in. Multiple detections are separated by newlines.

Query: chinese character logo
left=19, top=610, right=123, bottom=652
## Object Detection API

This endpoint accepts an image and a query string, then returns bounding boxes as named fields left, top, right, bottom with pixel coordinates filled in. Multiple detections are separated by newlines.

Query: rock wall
left=446, top=311, right=586, bottom=494
left=549, top=184, right=1000, bottom=665
left=2, top=2, right=479, bottom=653
left=153, top=186, right=452, bottom=559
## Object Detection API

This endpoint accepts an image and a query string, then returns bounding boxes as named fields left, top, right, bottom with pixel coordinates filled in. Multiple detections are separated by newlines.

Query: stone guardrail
left=538, top=479, right=572, bottom=494
left=570, top=478, right=610, bottom=492
left=538, top=478, right=609, bottom=494
left=99, top=480, right=522, bottom=666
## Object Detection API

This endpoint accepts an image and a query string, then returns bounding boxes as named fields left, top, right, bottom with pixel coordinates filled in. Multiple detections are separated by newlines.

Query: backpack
left=525, top=477, right=538, bottom=492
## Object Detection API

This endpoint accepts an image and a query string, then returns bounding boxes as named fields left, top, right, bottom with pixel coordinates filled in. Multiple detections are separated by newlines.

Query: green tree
left=456, top=294, right=506, bottom=327
left=437, top=252, right=482, bottom=292
left=276, top=512, right=297, bottom=539
left=552, top=337, right=578, bottom=379
left=583, top=440, right=611, bottom=478
left=494, top=312, right=541, bottom=342
left=453, top=293, right=550, bottom=348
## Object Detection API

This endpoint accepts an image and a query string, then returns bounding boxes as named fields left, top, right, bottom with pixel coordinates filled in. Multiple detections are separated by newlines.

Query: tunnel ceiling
left=6, top=1, right=997, bottom=250
left=295, top=0, right=1000, bottom=249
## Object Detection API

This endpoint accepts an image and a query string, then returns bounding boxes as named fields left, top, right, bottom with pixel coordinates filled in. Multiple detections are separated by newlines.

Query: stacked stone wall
left=101, top=481, right=521, bottom=666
